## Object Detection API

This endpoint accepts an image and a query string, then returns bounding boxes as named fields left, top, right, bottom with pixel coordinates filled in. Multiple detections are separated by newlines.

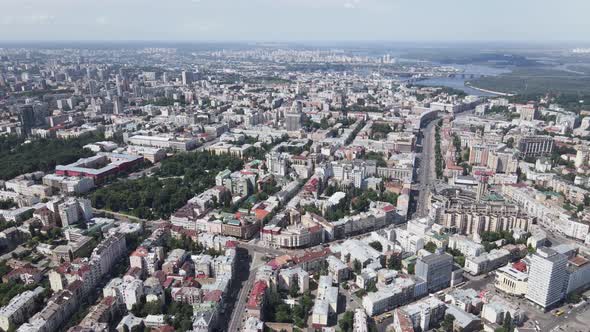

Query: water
left=417, top=77, right=493, bottom=96
left=415, top=64, right=512, bottom=96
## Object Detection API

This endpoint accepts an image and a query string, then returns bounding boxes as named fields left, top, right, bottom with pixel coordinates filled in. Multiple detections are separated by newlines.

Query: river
left=414, top=64, right=512, bottom=96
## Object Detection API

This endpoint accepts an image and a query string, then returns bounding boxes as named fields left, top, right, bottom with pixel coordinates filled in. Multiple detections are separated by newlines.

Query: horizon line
left=1, top=39, right=590, bottom=45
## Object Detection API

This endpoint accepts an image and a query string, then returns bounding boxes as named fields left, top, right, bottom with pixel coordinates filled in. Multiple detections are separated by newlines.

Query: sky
left=0, top=0, right=589, bottom=42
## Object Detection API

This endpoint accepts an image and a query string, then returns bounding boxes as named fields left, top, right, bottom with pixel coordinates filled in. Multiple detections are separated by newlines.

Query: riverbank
left=464, top=82, right=516, bottom=97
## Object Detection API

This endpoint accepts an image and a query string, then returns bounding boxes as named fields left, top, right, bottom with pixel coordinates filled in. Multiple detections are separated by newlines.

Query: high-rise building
left=517, top=136, right=554, bottom=157
left=132, top=81, right=142, bottom=97
left=525, top=247, right=568, bottom=309
left=415, top=250, right=453, bottom=293
left=182, top=71, right=193, bottom=86
left=115, top=74, right=124, bottom=96
left=266, top=152, right=289, bottom=177
left=575, top=146, right=590, bottom=168
left=518, top=104, right=537, bottom=121
left=285, top=112, right=302, bottom=131
left=88, top=80, right=98, bottom=96
left=18, top=105, right=35, bottom=136
left=113, top=96, right=123, bottom=115
left=468, top=144, right=491, bottom=166
left=285, top=101, right=303, bottom=131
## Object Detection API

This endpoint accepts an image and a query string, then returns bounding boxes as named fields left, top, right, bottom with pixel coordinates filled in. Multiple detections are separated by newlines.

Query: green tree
left=344, top=253, right=351, bottom=263
left=368, top=241, right=383, bottom=252
left=0, top=133, right=106, bottom=180
left=289, top=282, right=300, bottom=298
left=566, top=292, right=582, bottom=304
left=366, top=280, right=378, bottom=293
left=454, top=255, right=466, bottom=267
left=275, top=305, right=291, bottom=322
left=527, top=245, right=536, bottom=254
left=352, top=259, right=362, bottom=274
left=319, top=260, right=329, bottom=276
left=387, top=257, right=401, bottom=270
left=91, top=151, right=243, bottom=219
left=506, top=137, right=515, bottom=148
left=339, top=311, right=354, bottom=332
left=503, top=311, right=513, bottom=332
left=441, top=314, right=455, bottom=332
left=424, top=241, right=437, bottom=253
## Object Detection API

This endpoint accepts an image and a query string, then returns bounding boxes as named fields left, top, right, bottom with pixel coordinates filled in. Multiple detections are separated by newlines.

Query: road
left=414, top=119, right=438, bottom=218
left=237, top=242, right=287, bottom=257
left=227, top=269, right=257, bottom=332
left=227, top=260, right=258, bottom=332
left=459, top=270, right=590, bottom=332
left=547, top=301, right=590, bottom=332
left=92, top=208, right=146, bottom=223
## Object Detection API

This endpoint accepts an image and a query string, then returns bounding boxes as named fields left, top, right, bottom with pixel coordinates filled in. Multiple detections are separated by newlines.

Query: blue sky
left=0, top=0, right=588, bottom=42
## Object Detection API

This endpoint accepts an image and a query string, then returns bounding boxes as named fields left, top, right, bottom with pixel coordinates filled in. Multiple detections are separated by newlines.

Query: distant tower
left=132, top=81, right=142, bottom=97
left=285, top=101, right=303, bottom=131
left=18, top=105, right=35, bottom=136
left=182, top=71, right=193, bottom=86
left=113, top=96, right=123, bottom=115
left=89, top=80, right=98, bottom=96
left=476, top=177, right=488, bottom=201
left=116, top=74, right=124, bottom=96
left=97, top=69, right=105, bottom=81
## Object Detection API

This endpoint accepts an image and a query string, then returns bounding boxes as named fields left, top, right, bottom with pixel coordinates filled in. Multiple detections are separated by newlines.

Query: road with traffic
left=414, top=119, right=438, bottom=218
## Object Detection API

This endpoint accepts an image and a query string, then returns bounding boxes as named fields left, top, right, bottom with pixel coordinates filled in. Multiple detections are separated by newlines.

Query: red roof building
left=512, top=261, right=527, bottom=272
left=246, top=280, right=268, bottom=310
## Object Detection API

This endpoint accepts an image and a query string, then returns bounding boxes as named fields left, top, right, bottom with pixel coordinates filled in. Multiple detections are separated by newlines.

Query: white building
left=312, top=276, right=339, bottom=327
left=353, top=308, right=368, bottom=332
left=278, top=267, right=310, bottom=293
left=58, top=197, right=93, bottom=227
left=395, top=228, right=425, bottom=254
left=362, top=277, right=415, bottom=316
left=400, top=296, right=447, bottom=332
left=526, top=247, right=568, bottom=309
left=0, top=287, right=44, bottom=331
left=448, top=235, right=484, bottom=257
left=494, top=265, right=528, bottom=296
left=120, top=278, right=145, bottom=310
left=326, top=255, right=350, bottom=283
left=464, top=249, right=510, bottom=276
left=340, top=239, right=382, bottom=267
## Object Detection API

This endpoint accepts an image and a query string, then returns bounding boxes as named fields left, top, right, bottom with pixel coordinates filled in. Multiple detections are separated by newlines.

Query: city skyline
left=1, top=2, right=590, bottom=331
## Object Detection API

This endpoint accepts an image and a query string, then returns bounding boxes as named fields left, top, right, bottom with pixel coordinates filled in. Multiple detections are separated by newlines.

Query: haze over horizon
left=1, top=0, right=589, bottom=43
